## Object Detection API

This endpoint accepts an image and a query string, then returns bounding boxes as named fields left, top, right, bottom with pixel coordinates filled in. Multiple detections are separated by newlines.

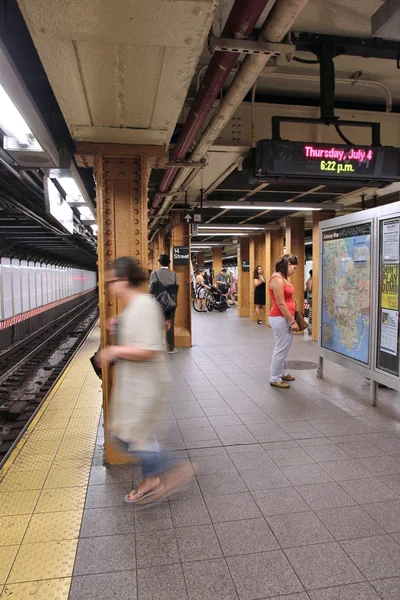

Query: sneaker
left=168, top=349, right=178, bottom=354
left=282, top=374, right=295, bottom=382
left=270, top=381, right=290, bottom=389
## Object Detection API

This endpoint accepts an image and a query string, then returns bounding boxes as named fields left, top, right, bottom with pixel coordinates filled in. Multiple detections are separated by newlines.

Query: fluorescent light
left=203, top=201, right=342, bottom=212
left=219, top=205, right=321, bottom=211
left=198, top=225, right=264, bottom=230
left=0, top=84, right=33, bottom=146
left=91, top=224, right=98, bottom=236
left=223, top=255, right=237, bottom=259
left=77, top=206, right=93, bottom=219
left=305, top=241, right=313, bottom=246
left=56, top=177, right=84, bottom=202
left=196, top=233, right=248, bottom=237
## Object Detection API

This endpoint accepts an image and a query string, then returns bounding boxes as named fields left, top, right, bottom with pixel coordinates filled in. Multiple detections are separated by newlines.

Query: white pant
left=269, top=316, right=293, bottom=382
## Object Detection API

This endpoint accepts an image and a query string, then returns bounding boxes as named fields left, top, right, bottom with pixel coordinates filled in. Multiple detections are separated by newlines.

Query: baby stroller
left=207, top=284, right=229, bottom=312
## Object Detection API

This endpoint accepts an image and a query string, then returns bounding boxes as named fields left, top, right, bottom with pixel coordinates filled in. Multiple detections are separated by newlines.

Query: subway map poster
left=321, top=223, right=371, bottom=364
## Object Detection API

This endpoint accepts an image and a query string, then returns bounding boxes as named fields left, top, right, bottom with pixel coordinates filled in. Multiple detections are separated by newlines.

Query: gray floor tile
left=285, top=542, right=365, bottom=590
left=315, top=505, right=385, bottom=540
left=380, top=474, right=400, bottom=495
left=214, top=517, right=279, bottom=556
left=308, top=420, right=356, bottom=437
left=183, top=558, right=238, bottom=600
left=136, top=529, right=180, bottom=568
left=197, top=472, right=247, bottom=496
left=282, top=464, right=334, bottom=486
left=170, top=497, right=211, bottom=527
left=229, top=449, right=274, bottom=471
left=240, top=465, right=291, bottom=491
left=340, top=478, right=400, bottom=504
left=80, top=506, right=135, bottom=537
left=167, top=476, right=202, bottom=501
left=182, top=427, right=219, bottom=442
left=214, top=425, right=257, bottom=445
left=267, top=511, right=334, bottom=548
left=303, top=444, right=351, bottom=463
left=177, top=417, right=211, bottom=430
left=176, top=524, right=223, bottom=562
left=363, top=500, right=400, bottom=533
left=308, top=582, right=380, bottom=599
left=267, top=447, right=316, bottom=467
left=137, top=564, right=188, bottom=600
left=335, top=441, right=386, bottom=459
left=89, top=465, right=133, bottom=486
left=85, top=483, right=133, bottom=509
left=268, top=595, right=309, bottom=600
left=319, top=460, right=372, bottom=482
left=371, top=577, right=400, bottom=600
left=205, top=492, right=261, bottom=523
left=74, top=534, right=136, bottom=575
left=358, top=456, right=400, bottom=476
left=202, top=406, right=236, bottom=417
left=296, top=482, right=356, bottom=510
left=226, top=444, right=263, bottom=455
left=208, top=415, right=243, bottom=427
left=246, top=424, right=292, bottom=443
left=192, top=454, right=236, bottom=475
left=188, top=447, right=227, bottom=458
left=341, top=535, right=400, bottom=579
left=69, top=570, right=137, bottom=600
left=252, top=487, right=310, bottom=516
left=134, top=502, right=173, bottom=532
left=227, top=550, right=303, bottom=600
left=173, top=404, right=205, bottom=419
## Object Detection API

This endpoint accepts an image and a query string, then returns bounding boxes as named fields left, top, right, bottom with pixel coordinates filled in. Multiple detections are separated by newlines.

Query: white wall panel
left=29, top=261, right=36, bottom=309
left=41, top=264, right=48, bottom=305
left=20, top=260, right=30, bottom=312
left=12, top=259, right=22, bottom=316
left=35, top=261, right=43, bottom=306
left=1, top=258, right=12, bottom=319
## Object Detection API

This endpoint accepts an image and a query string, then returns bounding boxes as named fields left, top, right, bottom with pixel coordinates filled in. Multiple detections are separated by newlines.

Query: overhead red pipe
left=151, top=0, right=269, bottom=213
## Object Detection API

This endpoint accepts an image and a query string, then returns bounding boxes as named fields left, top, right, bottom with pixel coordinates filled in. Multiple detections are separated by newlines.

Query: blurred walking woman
left=96, top=257, right=186, bottom=504
left=254, top=265, right=266, bottom=324
left=268, top=254, right=299, bottom=389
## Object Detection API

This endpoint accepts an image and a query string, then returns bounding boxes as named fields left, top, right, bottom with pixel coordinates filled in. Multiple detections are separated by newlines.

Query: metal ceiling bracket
left=208, top=35, right=294, bottom=59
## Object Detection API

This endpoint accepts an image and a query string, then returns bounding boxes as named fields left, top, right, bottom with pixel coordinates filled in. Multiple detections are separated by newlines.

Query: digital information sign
left=255, top=140, right=400, bottom=182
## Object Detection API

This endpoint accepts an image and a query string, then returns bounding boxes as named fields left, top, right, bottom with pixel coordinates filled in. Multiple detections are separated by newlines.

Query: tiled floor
left=3, top=309, right=400, bottom=599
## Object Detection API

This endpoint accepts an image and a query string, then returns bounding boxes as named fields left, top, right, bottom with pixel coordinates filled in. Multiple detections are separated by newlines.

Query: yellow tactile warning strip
left=0, top=327, right=102, bottom=599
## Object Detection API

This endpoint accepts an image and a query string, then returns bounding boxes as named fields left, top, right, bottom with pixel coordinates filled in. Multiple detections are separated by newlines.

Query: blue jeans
left=112, top=435, right=163, bottom=479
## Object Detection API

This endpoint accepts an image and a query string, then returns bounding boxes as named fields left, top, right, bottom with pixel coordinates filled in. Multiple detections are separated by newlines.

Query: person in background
left=216, top=268, right=231, bottom=307
left=253, top=265, right=266, bottom=324
left=268, top=254, right=299, bottom=389
left=203, top=270, right=210, bottom=286
left=149, top=254, right=179, bottom=354
left=306, top=269, right=313, bottom=335
left=96, top=257, right=190, bottom=504
left=195, top=269, right=210, bottom=312
left=228, top=271, right=237, bottom=306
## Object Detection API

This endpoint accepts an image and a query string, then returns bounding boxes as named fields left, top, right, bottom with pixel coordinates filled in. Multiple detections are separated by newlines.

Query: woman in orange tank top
left=268, top=254, right=299, bottom=389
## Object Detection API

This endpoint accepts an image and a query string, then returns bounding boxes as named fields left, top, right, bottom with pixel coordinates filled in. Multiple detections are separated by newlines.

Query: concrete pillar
left=75, top=142, right=164, bottom=465
left=238, top=238, right=250, bottom=317
left=312, top=211, right=335, bottom=342
left=171, top=216, right=192, bottom=348
left=265, top=229, right=285, bottom=324
left=286, top=217, right=305, bottom=323
left=212, top=247, right=222, bottom=279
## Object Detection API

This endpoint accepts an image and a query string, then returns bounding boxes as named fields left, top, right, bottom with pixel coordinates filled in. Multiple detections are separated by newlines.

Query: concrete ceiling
left=17, top=0, right=219, bottom=146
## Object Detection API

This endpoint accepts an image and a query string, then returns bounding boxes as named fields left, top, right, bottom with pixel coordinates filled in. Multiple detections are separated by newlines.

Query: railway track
left=0, top=296, right=99, bottom=466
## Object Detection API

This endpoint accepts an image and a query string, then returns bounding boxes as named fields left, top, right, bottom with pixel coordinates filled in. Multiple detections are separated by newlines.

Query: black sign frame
left=173, top=246, right=190, bottom=265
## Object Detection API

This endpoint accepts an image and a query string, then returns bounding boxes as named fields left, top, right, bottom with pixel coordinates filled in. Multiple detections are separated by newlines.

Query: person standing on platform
left=216, top=268, right=231, bottom=307
left=149, top=254, right=179, bottom=354
left=96, top=257, right=190, bottom=504
left=254, top=265, right=266, bottom=324
left=228, top=271, right=237, bottom=306
left=195, top=269, right=209, bottom=312
left=268, top=254, right=299, bottom=388
left=306, top=269, right=313, bottom=334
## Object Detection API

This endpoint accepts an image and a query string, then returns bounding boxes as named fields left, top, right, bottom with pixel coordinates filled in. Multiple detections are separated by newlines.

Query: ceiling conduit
left=150, top=0, right=271, bottom=216
left=150, top=0, right=309, bottom=227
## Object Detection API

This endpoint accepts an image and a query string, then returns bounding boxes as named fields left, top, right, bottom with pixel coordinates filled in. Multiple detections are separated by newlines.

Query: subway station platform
left=2, top=310, right=400, bottom=599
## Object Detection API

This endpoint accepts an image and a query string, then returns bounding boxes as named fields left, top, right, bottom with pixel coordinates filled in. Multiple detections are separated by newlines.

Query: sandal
left=270, top=381, right=290, bottom=389
left=124, top=485, right=162, bottom=504
left=282, top=374, right=295, bottom=382
left=257, top=320, right=265, bottom=325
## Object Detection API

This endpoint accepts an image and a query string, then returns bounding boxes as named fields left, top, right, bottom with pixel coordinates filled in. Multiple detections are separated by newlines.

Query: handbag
left=90, top=353, right=102, bottom=379
left=154, top=272, right=177, bottom=314
left=294, top=309, right=307, bottom=332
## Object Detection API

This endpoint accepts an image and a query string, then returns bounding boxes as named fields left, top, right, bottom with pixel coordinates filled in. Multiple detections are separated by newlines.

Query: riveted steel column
left=76, top=142, right=164, bottom=464
left=170, top=215, right=192, bottom=348
left=265, top=229, right=284, bottom=325
left=238, top=237, right=250, bottom=317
